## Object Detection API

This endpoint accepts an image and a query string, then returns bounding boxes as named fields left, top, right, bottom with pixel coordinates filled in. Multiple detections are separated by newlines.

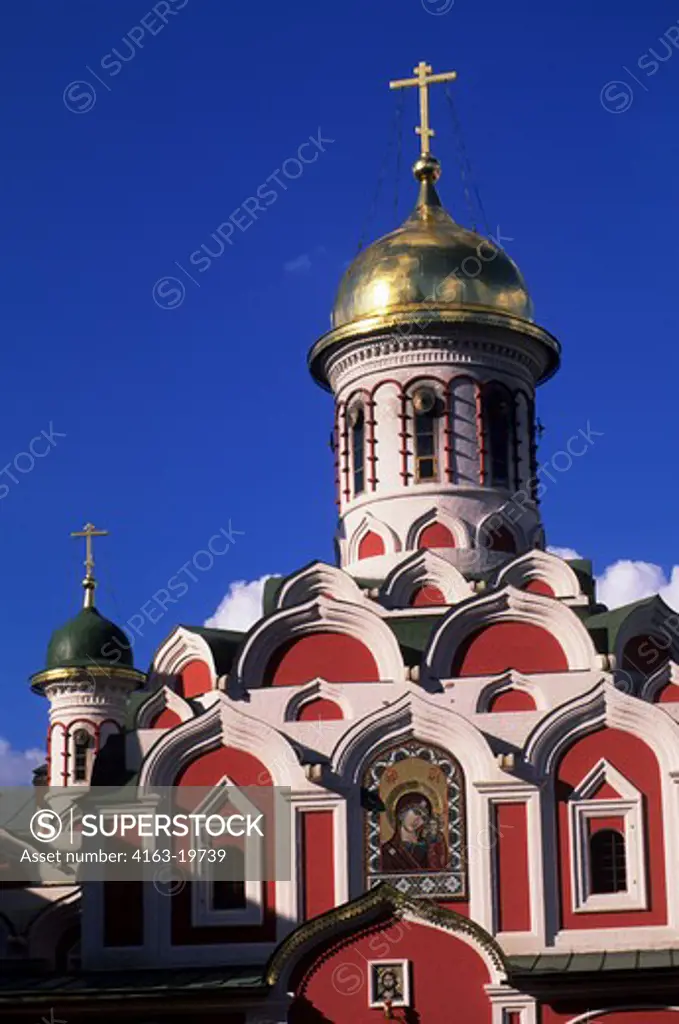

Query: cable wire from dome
left=356, top=90, right=405, bottom=253
left=444, top=85, right=493, bottom=240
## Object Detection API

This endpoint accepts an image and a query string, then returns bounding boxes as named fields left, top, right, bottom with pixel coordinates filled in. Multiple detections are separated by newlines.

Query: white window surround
left=367, top=958, right=411, bottom=1009
left=485, top=984, right=537, bottom=1024
left=568, top=759, right=647, bottom=914
left=189, top=777, right=264, bottom=927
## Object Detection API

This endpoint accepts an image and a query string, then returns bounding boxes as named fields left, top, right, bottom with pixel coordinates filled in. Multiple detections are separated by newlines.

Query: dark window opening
left=589, top=828, right=627, bottom=894
left=73, top=731, right=91, bottom=782
left=212, top=846, right=246, bottom=910
left=351, top=406, right=365, bottom=495
left=483, top=384, right=515, bottom=488
left=212, top=878, right=247, bottom=910
left=414, top=394, right=438, bottom=482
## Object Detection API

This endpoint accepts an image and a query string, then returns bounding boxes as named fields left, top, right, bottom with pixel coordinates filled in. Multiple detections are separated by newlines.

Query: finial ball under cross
left=71, top=522, right=109, bottom=608
left=389, top=60, right=457, bottom=158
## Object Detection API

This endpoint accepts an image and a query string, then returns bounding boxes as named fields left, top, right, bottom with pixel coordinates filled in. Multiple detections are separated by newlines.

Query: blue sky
left=1, top=0, right=678, bottom=761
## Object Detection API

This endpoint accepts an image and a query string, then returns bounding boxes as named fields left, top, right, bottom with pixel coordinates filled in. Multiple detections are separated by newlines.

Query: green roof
left=0, top=966, right=267, bottom=1007
left=510, top=948, right=679, bottom=974
left=387, top=614, right=443, bottom=666
left=44, top=606, right=134, bottom=671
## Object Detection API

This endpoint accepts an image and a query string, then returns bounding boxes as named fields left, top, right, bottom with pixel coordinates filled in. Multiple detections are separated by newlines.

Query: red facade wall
left=265, top=632, right=380, bottom=686
left=301, top=812, right=335, bottom=920
left=179, top=659, right=212, bottom=698
left=453, top=622, right=568, bottom=676
left=290, top=918, right=492, bottom=1023
left=556, top=728, right=667, bottom=929
left=494, top=803, right=531, bottom=932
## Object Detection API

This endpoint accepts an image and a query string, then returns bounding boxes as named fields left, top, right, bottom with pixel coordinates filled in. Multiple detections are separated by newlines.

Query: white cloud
left=596, top=560, right=679, bottom=611
left=0, top=737, right=43, bottom=785
left=204, top=576, right=272, bottom=632
left=547, top=546, right=583, bottom=561
left=284, top=253, right=312, bottom=273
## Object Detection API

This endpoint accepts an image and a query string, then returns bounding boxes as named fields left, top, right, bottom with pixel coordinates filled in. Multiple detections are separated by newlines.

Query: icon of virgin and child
left=380, top=790, right=448, bottom=872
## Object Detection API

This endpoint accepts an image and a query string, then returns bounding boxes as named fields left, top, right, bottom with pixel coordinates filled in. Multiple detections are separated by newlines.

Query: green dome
left=45, top=606, right=134, bottom=670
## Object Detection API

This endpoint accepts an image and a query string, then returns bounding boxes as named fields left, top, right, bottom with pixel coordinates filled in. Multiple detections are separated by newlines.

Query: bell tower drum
left=308, top=63, right=561, bottom=579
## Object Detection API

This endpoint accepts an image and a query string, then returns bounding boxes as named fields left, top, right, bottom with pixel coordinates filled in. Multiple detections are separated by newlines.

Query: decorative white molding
left=424, top=585, right=599, bottom=683
left=524, top=678, right=679, bottom=778
left=485, top=984, right=537, bottom=1024
left=233, top=596, right=405, bottom=692
left=348, top=512, right=401, bottom=564
left=405, top=506, right=471, bottom=552
left=136, top=685, right=194, bottom=729
left=330, top=689, right=500, bottom=785
left=476, top=670, right=545, bottom=713
left=493, top=549, right=586, bottom=603
left=568, top=759, right=647, bottom=913
left=153, top=627, right=217, bottom=687
left=641, top=660, right=679, bottom=703
left=327, top=330, right=539, bottom=394
left=283, top=679, right=350, bottom=722
left=138, top=696, right=307, bottom=789
left=380, top=549, right=473, bottom=609
left=276, top=561, right=364, bottom=610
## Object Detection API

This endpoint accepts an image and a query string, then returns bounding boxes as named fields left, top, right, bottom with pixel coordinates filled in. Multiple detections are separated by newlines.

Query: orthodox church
left=3, top=63, right=679, bottom=1023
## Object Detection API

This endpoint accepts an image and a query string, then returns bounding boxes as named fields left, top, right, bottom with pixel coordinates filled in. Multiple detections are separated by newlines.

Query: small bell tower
left=30, top=523, right=145, bottom=787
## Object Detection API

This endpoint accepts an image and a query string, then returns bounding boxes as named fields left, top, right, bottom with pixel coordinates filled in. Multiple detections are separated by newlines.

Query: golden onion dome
left=332, top=155, right=533, bottom=329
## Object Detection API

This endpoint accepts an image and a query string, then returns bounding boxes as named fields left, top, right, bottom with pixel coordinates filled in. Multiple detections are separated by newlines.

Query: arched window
left=350, top=405, right=365, bottom=495
left=72, top=729, right=92, bottom=782
left=590, top=829, right=627, bottom=894
left=482, top=383, right=515, bottom=488
left=412, top=387, right=439, bottom=482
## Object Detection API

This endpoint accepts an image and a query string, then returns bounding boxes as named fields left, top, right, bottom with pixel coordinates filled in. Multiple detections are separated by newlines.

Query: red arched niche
left=418, top=522, right=456, bottom=549
left=622, top=634, right=670, bottom=675
left=487, top=688, right=537, bottom=712
left=265, top=632, right=380, bottom=686
left=149, top=708, right=183, bottom=729
left=524, top=579, right=555, bottom=597
left=296, top=698, right=343, bottom=722
left=358, top=532, right=385, bottom=559
left=289, top=918, right=491, bottom=1024
left=176, top=746, right=272, bottom=787
left=178, top=659, right=212, bottom=698
left=556, top=728, right=667, bottom=930
left=411, top=584, right=446, bottom=607
left=453, top=622, right=568, bottom=676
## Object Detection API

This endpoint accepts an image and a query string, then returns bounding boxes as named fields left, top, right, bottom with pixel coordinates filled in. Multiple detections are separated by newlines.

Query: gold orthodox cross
left=71, top=522, right=108, bottom=607
left=389, top=61, right=457, bottom=157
